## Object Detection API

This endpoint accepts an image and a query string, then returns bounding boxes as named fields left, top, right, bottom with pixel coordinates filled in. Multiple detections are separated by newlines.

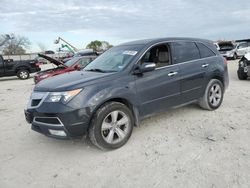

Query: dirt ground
left=0, top=60, right=249, bottom=188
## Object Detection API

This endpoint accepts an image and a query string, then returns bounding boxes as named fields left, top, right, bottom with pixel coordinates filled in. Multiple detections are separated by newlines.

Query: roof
left=118, top=37, right=212, bottom=46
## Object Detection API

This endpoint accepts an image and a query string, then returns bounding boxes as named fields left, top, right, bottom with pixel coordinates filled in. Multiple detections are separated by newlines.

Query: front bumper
left=219, top=52, right=234, bottom=58
left=25, top=107, right=92, bottom=139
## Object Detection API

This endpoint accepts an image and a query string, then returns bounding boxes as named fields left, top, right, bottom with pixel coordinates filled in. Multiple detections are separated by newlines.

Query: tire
left=17, top=69, right=30, bottom=80
left=237, top=67, right=248, bottom=80
left=198, top=79, right=224, bottom=111
left=89, top=102, right=134, bottom=150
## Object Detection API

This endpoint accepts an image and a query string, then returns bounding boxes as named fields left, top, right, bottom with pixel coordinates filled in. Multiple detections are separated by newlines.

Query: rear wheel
left=17, top=69, right=30, bottom=80
left=237, top=67, right=248, bottom=80
left=89, top=102, right=134, bottom=150
left=198, top=79, right=224, bottom=110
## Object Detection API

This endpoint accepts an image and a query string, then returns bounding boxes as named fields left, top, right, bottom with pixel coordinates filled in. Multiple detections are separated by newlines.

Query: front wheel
left=89, top=102, right=134, bottom=150
left=198, top=79, right=224, bottom=110
left=17, top=69, right=30, bottom=80
left=237, top=67, right=248, bottom=80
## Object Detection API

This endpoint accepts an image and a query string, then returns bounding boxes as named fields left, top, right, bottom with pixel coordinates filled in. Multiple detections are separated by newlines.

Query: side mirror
left=74, top=64, right=81, bottom=70
left=134, top=62, right=156, bottom=74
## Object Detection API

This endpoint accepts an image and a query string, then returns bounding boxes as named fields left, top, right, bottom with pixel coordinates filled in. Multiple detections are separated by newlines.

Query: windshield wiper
left=85, top=68, right=107, bottom=73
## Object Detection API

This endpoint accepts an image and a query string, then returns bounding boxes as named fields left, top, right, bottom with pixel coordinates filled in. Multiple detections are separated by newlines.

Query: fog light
left=49, top=129, right=66, bottom=137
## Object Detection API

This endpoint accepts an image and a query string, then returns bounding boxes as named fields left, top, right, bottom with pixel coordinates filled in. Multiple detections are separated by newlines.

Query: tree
left=86, top=40, right=113, bottom=52
left=1, top=34, right=31, bottom=55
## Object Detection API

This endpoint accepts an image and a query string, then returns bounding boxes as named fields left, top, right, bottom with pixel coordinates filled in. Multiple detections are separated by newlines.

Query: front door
left=135, top=43, right=181, bottom=117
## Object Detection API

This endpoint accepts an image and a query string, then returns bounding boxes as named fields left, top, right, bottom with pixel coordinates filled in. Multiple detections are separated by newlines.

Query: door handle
left=202, top=64, right=209, bottom=68
left=168, top=71, right=178, bottom=77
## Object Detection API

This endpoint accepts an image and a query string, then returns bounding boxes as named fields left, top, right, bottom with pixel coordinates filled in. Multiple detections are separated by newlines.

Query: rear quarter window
left=196, top=43, right=216, bottom=58
left=171, top=42, right=200, bottom=64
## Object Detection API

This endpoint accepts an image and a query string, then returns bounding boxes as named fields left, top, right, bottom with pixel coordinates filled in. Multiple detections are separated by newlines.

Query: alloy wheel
left=20, top=71, right=28, bottom=79
left=101, top=110, right=130, bottom=144
left=209, top=83, right=222, bottom=107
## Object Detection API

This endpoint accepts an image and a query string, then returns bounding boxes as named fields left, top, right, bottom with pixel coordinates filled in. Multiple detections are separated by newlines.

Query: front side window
left=84, top=45, right=143, bottom=72
left=196, top=43, right=216, bottom=58
left=171, top=42, right=200, bottom=64
left=140, top=44, right=171, bottom=68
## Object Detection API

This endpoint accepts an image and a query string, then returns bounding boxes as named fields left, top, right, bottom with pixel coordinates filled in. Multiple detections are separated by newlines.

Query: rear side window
left=196, top=43, right=216, bottom=58
left=171, top=42, right=200, bottom=64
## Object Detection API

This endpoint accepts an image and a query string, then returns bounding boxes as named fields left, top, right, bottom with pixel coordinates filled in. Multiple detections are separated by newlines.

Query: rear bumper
left=24, top=107, right=91, bottom=139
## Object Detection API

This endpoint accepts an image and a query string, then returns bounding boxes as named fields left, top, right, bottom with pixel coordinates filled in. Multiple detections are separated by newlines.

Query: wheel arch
left=15, top=66, right=30, bottom=73
left=211, top=74, right=224, bottom=87
left=89, top=97, right=140, bottom=130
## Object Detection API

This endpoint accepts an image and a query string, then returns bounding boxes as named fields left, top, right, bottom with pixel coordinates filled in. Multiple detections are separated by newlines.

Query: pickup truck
left=0, top=55, right=41, bottom=80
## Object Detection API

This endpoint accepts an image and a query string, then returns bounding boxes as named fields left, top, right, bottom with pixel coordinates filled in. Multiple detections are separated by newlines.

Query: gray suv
left=25, top=38, right=229, bottom=149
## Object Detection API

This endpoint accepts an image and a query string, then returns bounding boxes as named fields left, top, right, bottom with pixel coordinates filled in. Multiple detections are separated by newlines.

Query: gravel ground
left=0, top=60, right=249, bottom=188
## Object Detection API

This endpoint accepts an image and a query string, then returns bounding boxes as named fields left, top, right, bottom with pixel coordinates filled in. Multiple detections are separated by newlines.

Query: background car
left=218, top=41, right=237, bottom=60
left=237, top=52, right=250, bottom=80
left=0, top=55, right=41, bottom=80
left=34, top=53, right=96, bottom=83
left=62, top=49, right=99, bottom=63
left=236, top=42, right=250, bottom=57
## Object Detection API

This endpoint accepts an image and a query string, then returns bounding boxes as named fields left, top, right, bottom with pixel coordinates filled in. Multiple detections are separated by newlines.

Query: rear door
left=171, top=41, right=207, bottom=103
left=135, top=43, right=181, bottom=117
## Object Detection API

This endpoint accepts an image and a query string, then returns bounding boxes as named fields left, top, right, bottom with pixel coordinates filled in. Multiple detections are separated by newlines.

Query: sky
left=0, top=0, right=250, bottom=52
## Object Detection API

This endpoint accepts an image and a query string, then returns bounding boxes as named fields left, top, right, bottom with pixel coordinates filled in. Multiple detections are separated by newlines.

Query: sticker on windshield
left=123, top=50, right=138, bottom=56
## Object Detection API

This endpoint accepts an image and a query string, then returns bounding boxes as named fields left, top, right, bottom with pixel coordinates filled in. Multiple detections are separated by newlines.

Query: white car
left=236, top=42, right=250, bottom=57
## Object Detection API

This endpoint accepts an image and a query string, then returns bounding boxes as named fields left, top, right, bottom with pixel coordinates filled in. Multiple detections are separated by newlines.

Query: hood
left=34, top=70, right=115, bottom=92
left=38, top=53, right=66, bottom=67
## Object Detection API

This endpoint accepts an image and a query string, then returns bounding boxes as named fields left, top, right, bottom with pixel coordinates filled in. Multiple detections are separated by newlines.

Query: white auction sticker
left=123, top=50, right=138, bottom=56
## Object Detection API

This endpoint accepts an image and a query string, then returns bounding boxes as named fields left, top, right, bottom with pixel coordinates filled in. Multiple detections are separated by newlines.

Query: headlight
left=46, top=89, right=82, bottom=103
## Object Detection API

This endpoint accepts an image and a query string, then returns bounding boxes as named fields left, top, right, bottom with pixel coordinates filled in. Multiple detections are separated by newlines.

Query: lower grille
left=34, top=117, right=63, bottom=127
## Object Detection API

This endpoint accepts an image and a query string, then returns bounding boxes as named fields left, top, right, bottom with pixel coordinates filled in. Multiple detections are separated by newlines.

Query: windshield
left=64, top=57, right=80, bottom=67
left=84, top=45, right=143, bottom=72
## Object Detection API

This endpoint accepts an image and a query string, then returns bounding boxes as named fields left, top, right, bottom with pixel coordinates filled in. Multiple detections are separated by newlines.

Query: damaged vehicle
left=235, top=42, right=250, bottom=57
left=237, top=52, right=250, bottom=80
left=34, top=53, right=97, bottom=84
left=218, top=41, right=237, bottom=60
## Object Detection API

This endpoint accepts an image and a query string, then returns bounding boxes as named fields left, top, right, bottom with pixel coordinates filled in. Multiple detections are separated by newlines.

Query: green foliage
left=86, top=40, right=113, bottom=52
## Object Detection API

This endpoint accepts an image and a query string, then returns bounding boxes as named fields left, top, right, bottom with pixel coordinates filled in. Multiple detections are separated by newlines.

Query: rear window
left=171, top=42, right=200, bottom=64
left=196, top=43, right=216, bottom=58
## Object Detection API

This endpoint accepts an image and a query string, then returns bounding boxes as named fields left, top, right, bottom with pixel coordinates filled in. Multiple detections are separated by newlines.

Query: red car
left=34, top=53, right=97, bottom=84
